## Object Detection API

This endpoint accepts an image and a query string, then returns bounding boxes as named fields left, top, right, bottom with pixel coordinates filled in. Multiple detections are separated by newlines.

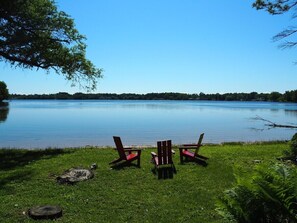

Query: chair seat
left=111, top=136, right=142, bottom=167
left=126, top=153, right=138, bottom=160
left=182, top=150, right=195, bottom=158
left=179, top=133, right=208, bottom=165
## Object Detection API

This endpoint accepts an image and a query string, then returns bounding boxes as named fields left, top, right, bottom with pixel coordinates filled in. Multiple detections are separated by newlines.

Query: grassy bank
left=0, top=142, right=289, bottom=222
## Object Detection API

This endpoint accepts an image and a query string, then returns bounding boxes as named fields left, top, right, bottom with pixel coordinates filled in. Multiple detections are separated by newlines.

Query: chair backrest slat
left=162, top=141, right=167, bottom=164
left=167, top=140, right=172, bottom=164
left=157, top=141, right=162, bottom=165
left=194, top=133, right=204, bottom=156
left=113, top=136, right=127, bottom=160
left=157, top=140, right=172, bottom=165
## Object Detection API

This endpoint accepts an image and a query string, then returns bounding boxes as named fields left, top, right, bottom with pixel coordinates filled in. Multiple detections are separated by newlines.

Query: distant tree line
left=9, top=90, right=297, bottom=102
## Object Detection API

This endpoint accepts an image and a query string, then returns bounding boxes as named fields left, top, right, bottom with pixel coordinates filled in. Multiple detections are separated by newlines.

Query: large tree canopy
left=0, top=0, right=102, bottom=91
left=253, top=0, right=297, bottom=49
left=253, top=0, right=297, bottom=14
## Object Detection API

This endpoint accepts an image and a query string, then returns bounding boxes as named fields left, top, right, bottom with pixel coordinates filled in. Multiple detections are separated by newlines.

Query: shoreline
left=0, top=140, right=289, bottom=150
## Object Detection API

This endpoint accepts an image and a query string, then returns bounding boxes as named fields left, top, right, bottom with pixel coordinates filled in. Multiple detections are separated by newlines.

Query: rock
left=90, top=163, right=97, bottom=170
left=253, top=160, right=261, bottom=164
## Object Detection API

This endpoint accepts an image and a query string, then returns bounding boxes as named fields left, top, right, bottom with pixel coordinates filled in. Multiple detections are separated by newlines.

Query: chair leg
left=179, top=150, right=184, bottom=164
left=157, top=168, right=162, bottom=179
left=172, top=164, right=177, bottom=174
left=168, top=168, right=173, bottom=179
left=137, top=156, right=141, bottom=167
left=109, top=158, right=121, bottom=165
left=196, top=154, right=209, bottom=160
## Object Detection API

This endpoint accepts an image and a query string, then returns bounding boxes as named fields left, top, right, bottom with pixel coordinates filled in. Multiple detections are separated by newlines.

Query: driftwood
left=254, top=115, right=297, bottom=129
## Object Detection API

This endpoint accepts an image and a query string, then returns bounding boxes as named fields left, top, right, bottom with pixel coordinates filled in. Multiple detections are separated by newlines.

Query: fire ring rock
left=28, top=205, right=62, bottom=220
left=56, top=168, right=94, bottom=184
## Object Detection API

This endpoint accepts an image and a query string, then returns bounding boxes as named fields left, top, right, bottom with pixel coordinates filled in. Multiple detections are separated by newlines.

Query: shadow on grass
left=0, top=169, right=34, bottom=193
left=0, top=148, right=74, bottom=170
left=110, top=162, right=141, bottom=170
left=151, top=166, right=177, bottom=180
left=0, top=149, right=75, bottom=193
left=181, top=159, right=208, bottom=167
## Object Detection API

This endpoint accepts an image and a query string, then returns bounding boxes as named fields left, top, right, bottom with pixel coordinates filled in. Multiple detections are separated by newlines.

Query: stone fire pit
left=56, top=167, right=94, bottom=184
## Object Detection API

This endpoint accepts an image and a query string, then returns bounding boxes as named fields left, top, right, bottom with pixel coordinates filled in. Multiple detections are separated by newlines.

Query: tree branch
left=253, top=115, right=297, bottom=128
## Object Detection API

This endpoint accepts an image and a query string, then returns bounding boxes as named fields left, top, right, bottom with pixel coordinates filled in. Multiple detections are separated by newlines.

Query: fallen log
left=254, top=115, right=297, bottom=129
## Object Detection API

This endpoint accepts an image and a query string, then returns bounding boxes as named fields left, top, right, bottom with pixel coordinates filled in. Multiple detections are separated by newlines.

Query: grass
left=0, top=142, right=289, bottom=223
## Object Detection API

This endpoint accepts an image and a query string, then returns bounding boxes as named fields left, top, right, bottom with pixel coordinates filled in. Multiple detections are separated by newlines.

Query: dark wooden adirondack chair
left=179, top=133, right=208, bottom=164
left=151, top=140, right=176, bottom=179
left=109, top=136, right=142, bottom=167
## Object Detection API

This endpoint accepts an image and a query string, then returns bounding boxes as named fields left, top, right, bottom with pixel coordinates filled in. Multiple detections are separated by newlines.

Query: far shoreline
left=7, top=90, right=297, bottom=103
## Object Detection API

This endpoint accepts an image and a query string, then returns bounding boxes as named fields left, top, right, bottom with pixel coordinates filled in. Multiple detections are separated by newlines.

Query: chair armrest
left=151, top=152, right=157, bottom=157
left=113, top=147, right=134, bottom=150
left=123, top=147, right=133, bottom=149
left=179, top=146, right=197, bottom=150
left=123, top=148, right=142, bottom=152
left=182, top=144, right=199, bottom=147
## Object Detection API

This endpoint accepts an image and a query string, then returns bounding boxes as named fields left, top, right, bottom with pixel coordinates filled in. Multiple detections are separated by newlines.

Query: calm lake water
left=0, top=100, right=297, bottom=148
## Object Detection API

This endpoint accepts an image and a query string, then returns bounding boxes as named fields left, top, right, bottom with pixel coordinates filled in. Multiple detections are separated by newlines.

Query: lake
left=0, top=100, right=297, bottom=148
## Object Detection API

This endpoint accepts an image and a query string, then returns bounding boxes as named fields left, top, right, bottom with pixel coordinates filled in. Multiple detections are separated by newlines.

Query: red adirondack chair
left=151, top=140, right=176, bottom=179
left=109, top=136, right=142, bottom=167
left=179, top=133, right=208, bottom=164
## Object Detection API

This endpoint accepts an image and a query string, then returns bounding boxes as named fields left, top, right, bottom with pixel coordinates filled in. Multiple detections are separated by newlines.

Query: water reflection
left=0, top=102, right=9, bottom=123
left=1, top=100, right=297, bottom=148
left=285, top=110, right=297, bottom=118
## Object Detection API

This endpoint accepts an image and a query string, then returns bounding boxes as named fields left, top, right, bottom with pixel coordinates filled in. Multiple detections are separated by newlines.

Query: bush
left=216, top=163, right=297, bottom=223
left=284, top=133, right=297, bottom=158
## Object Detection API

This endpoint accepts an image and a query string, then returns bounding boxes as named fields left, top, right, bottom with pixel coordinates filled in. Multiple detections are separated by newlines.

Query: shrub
left=284, top=133, right=297, bottom=158
left=216, top=163, right=297, bottom=223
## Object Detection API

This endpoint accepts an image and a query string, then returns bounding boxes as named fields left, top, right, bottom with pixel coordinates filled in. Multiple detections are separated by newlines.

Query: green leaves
left=216, top=163, right=297, bottom=223
left=252, top=1, right=297, bottom=62
left=284, top=133, right=297, bottom=158
left=252, top=0, right=295, bottom=15
left=0, top=0, right=102, bottom=91
left=0, top=81, right=9, bottom=102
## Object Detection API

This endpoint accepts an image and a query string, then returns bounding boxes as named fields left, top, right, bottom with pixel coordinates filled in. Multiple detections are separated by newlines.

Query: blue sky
left=1, top=0, right=297, bottom=94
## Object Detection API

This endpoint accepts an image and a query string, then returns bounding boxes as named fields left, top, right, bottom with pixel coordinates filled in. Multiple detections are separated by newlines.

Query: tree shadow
left=0, top=169, right=34, bottom=193
left=0, top=148, right=74, bottom=171
left=0, top=149, right=75, bottom=193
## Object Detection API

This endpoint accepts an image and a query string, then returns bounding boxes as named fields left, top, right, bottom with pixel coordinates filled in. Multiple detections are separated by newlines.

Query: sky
left=1, top=0, right=297, bottom=94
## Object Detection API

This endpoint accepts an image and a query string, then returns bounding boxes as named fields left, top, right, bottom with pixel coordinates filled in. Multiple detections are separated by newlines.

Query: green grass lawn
left=0, top=142, right=289, bottom=223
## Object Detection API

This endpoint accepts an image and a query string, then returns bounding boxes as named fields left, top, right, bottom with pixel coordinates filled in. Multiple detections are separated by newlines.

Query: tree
left=0, top=0, right=102, bottom=91
left=0, top=81, right=9, bottom=102
left=253, top=0, right=297, bottom=49
left=269, top=91, right=282, bottom=101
